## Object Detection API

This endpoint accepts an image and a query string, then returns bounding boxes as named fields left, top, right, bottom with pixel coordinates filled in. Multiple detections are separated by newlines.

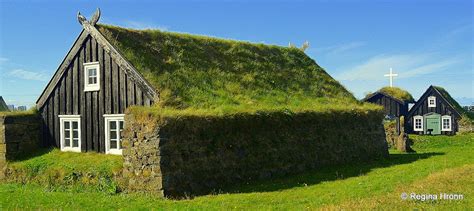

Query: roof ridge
left=96, top=23, right=291, bottom=49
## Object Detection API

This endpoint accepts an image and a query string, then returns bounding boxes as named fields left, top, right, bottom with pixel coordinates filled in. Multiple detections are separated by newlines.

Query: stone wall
left=458, top=117, right=474, bottom=134
left=0, top=114, right=41, bottom=179
left=122, top=110, right=388, bottom=197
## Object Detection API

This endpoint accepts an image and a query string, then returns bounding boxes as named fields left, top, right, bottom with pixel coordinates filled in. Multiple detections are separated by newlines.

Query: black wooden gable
left=363, top=92, right=409, bottom=117
left=35, top=9, right=158, bottom=152
left=36, top=9, right=157, bottom=109
left=405, top=85, right=462, bottom=135
left=407, top=86, right=462, bottom=119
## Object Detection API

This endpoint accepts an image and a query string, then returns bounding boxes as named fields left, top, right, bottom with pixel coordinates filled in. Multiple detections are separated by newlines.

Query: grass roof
left=96, top=24, right=365, bottom=112
left=376, top=87, right=415, bottom=102
left=433, top=86, right=473, bottom=119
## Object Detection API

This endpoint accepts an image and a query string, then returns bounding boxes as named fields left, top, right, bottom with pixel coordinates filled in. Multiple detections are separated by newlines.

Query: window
left=414, top=116, right=423, bottom=131
left=84, top=62, right=100, bottom=91
left=428, top=96, right=436, bottom=107
left=442, top=115, right=452, bottom=131
left=104, top=114, right=125, bottom=155
left=59, top=115, right=81, bottom=152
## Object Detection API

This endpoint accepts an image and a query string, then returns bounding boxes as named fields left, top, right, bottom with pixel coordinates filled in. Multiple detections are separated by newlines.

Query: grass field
left=0, top=134, right=473, bottom=210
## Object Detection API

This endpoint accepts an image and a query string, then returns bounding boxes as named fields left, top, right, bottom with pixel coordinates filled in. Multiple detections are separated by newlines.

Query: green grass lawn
left=1, top=134, right=473, bottom=210
left=2, top=148, right=123, bottom=194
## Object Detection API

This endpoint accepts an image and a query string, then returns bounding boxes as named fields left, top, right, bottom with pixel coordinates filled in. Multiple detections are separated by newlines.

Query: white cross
left=384, top=68, right=398, bottom=87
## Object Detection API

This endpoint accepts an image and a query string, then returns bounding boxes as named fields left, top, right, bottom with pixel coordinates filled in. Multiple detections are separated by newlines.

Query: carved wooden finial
left=77, top=8, right=101, bottom=26
left=90, top=8, right=101, bottom=25
left=77, top=12, right=87, bottom=25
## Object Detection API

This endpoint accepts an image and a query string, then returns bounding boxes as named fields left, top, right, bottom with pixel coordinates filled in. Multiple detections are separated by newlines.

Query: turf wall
left=122, top=109, right=388, bottom=197
left=0, top=113, right=41, bottom=179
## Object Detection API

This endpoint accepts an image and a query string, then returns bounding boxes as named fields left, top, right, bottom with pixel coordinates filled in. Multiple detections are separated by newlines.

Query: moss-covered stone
left=0, top=114, right=41, bottom=162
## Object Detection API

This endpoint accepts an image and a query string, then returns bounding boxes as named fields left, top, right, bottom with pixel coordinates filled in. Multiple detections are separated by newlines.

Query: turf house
left=363, top=87, right=415, bottom=136
left=405, top=85, right=466, bottom=135
left=363, top=87, right=415, bottom=119
left=34, top=9, right=389, bottom=195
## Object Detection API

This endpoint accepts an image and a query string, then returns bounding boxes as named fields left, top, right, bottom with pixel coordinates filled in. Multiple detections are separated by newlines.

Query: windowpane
left=110, top=140, right=117, bottom=149
left=119, top=121, right=124, bottom=130
left=110, top=131, right=117, bottom=139
left=73, top=139, right=79, bottom=147
left=443, top=118, right=450, bottom=129
left=88, top=68, right=96, bottom=76
left=414, top=118, right=422, bottom=129
left=61, top=118, right=81, bottom=151
left=119, top=140, right=122, bottom=149
left=110, top=121, right=116, bottom=130
left=88, top=76, right=97, bottom=85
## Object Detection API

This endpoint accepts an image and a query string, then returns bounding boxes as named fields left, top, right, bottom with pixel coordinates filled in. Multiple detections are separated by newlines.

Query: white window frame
left=428, top=96, right=436, bottom=108
left=441, top=115, right=452, bottom=131
left=104, top=114, right=125, bottom=155
left=84, top=62, right=100, bottom=92
left=413, top=115, right=423, bottom=132
left=59, top=115, right=81, bottom=152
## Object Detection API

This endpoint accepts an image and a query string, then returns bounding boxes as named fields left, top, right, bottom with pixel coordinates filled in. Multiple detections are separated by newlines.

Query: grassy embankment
left=0, top=134, right=472, bottom=209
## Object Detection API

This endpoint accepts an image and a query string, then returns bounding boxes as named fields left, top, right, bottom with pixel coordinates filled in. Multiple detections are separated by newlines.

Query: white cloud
left=0, top=57, right=8, bottom=64
left=336, top=53, right=460, bottom=81
left=8, top=69, right=49, bottom=81
left=313, top=41, right=366, bottom=55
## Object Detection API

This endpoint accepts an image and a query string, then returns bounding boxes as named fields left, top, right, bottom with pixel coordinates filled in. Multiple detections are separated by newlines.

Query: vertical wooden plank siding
left=104, top=52, right=111, bottom=114
left=127, top=80, right=135, bottom=105
left=119, top=66, right=126, bottom=112
left=40, top=107, right=47, bottom=147
left=53, top=85, right=60, bottom=147
left=112, top=62, right=119, bottom=114
left=38, top=35, right=154, bottom=152
left=61, top=71, right=67, bottom=114
left=91, top=38, right=99, bottom=151
left=366, top=94, right=403, bottom=118
left=73, top=56, right=78, bottom=114
left=86, top=37, right=94, bottom=151
left=98, top=43, right=105, bottom=152
left=47, top=100, right=53, bottom=146
left=43, top=104, right=49, bottom=146
left=79, top=40, right=86, bottom=151
left=136, top=85, right=143, bottom=106
left=67, top=66, right=73, bottom=114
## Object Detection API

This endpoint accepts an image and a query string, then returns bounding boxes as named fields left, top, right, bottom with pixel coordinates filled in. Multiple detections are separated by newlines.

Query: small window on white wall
left=59, top=115, right=81, bottom=152
left=442, top=115, right=452, bottom=131
left=414, top=116, right=423, bottom=131
left=428, top=96, right=436, bottom=107
left=84, top=62, right=100, bottom=92
left=104, top=114, right=125, bottom=155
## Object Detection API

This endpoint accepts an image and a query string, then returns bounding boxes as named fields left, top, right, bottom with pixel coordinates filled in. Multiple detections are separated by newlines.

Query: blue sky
left=0, top=0, right=472, bottom=108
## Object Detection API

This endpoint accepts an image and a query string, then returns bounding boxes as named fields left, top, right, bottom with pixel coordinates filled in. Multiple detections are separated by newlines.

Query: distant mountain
left=455, top=97, right=474, bottom=107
